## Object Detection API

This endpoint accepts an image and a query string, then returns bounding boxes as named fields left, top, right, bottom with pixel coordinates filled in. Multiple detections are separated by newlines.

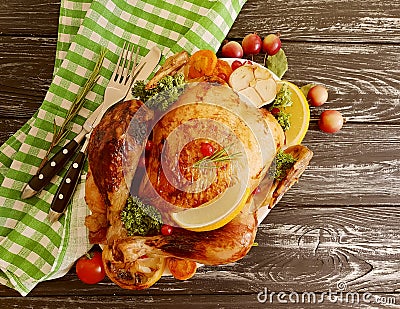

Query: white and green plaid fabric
left=0, top=0, right=246, bottom=296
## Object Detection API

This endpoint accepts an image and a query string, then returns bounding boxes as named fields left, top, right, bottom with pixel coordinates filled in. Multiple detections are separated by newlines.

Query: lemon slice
left=279, top=80, right=310, bottom=147
left=172, top=182, right=251, bottom=232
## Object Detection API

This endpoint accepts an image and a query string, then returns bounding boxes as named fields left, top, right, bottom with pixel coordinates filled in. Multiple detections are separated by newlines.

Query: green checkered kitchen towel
left=0, top=0, right=246, bottom=296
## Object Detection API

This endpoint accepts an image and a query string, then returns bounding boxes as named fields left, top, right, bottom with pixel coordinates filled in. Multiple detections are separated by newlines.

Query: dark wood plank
left=0, top=119, right=29, bottom=144
left=1, top=37, right=399, bottom=122
left=1, top=0, right=400, bottom=44
left=230, top=0, right=400, bottom=43
left=0, top=0, right=60, bottom=36
left=0, top=37, right=55, bottom=118
left=1, top=206, right=400, bottom=304
left=280, top=122, right=400, bottom=206
left=2, top=294, right=389, bottom=309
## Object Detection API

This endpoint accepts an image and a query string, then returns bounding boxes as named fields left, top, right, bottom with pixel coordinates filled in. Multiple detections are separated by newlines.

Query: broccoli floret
left=272, top=83, right=293, bottom=109
left=274, top=150, right=297, bottom=181
left=120, top=196, right=163, bottom=236
left=275, top=111, right=291, bottom=132
left=131, top=73, right=186, bottom=111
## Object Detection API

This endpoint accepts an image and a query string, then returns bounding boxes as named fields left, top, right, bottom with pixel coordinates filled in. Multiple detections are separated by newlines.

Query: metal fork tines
left=112, top=41, right=139, bottom=85
left=92, top=42, right=144, bottom=128
left=104, top=42, right=142, bottom=106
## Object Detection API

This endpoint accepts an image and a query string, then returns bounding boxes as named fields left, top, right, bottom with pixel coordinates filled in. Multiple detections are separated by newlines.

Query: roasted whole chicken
left=84, top=54, right=313, bottom=290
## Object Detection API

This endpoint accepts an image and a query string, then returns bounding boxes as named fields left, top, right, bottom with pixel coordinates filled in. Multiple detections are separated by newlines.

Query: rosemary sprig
left=192, top=146, right=242, bottom=169
left=39, top=48, right=107, bottom=168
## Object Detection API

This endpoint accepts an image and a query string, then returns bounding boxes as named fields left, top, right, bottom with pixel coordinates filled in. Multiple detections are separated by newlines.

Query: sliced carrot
left=167, top=257, right=197, bottom=280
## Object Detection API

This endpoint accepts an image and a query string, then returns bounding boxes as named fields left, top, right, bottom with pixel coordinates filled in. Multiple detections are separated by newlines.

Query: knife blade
left=21, top=45, right=161, bottom=200
left=47, top=45, right=161, bottom=222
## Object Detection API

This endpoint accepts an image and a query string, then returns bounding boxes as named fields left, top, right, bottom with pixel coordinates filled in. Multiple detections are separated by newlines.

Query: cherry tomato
left=76, top=251, right=105, bottom=284
left=252, top=186, right=261, bottom=195
left=270, top=107, right=280, bottom=116
left=242, top=33, right=262, bottom=55
left=161, top=224, right=173, bottom=236
left=231, top=60, right=243, bottom=71
left=200, top=142, right=215, bottom=157
left=318, top=110, right=344, bottom=133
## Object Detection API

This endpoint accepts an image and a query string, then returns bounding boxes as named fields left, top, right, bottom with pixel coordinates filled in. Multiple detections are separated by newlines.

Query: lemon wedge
left=279, top=80, right=310, bottom=147
left=172, top=182, right=251, bottom=232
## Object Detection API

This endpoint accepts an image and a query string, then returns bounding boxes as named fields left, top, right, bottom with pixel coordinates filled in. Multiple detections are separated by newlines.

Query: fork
left=46, top=42, right=147, bottom=222
left=21, top=41, right=145, bottom=200
left=91, top=42, right=143, bottom=128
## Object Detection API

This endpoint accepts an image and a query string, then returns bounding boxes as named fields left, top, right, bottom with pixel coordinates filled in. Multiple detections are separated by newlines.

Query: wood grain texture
left=0, top=0, right=60, bottom=36
left=0, top=37, right=55, bottom=115
left=230, top=0, right=400, bottom=43
left=1, top=0, right=400, bottom=306
left=2, top=0, right=400, bottom=43
left=2, top=295, right=393, bottom=309
left=1, top=38, right=399, bottom=122
left=1, top=206, right=399, bottom=306
left=282, top=123, right=400, bottom=206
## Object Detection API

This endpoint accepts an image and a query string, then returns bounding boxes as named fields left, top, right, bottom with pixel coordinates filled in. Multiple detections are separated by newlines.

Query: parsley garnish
left=272, top=83, right=293, bottom=109
left=120, top=196, right=163, bottom=236
left=275, top=111, right=291, bottom=132
left=132, top=73, right=186, bottom=111
left=268, top=83, right=293, bottom=131
left=274, top=150, right=297, bottom=181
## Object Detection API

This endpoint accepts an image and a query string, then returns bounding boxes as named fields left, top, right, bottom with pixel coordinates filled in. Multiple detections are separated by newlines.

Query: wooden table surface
left=1, top=0, right=400, bottom=308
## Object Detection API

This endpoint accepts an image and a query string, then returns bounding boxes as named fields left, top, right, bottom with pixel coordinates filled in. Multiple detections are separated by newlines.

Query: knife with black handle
left=47, top=139, right=88, bottom=223
left=20, top=131, right=88, bottom=199
left=45, top=45, right=162, bottom=222
left=21, top=45, right=161, bottom=200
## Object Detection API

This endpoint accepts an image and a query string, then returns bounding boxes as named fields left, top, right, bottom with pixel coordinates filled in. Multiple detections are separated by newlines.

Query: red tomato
left=242, top=33, right=262, bottom=55
left=252, top=186, right=261, bottom=195
left=200, top=142, right=215, bottom=157
left=318, top=110, right=344, bottom=133
left=262, top=34, right=282, bottom=56
left=307, top=84, right=328, bottom=107
left=231, top=60, right=243, bottom=71
left=76, top=251, right=105, bottom=284
left=270, top=107, right=280, bottom=116
left=221, top=41, right=243, bottom=58
left=161, top=224, right=173, bottom=236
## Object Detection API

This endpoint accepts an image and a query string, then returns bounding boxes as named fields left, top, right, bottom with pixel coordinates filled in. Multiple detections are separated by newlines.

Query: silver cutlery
left=21, top=43, right=161, bottom=222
